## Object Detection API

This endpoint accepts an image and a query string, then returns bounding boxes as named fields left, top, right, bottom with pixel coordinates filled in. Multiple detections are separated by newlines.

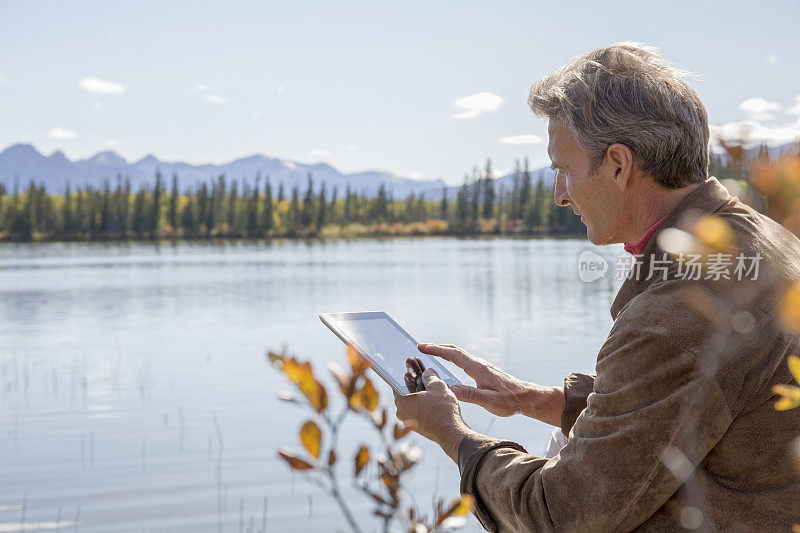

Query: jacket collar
left=609, top=177, right=733, bottom=320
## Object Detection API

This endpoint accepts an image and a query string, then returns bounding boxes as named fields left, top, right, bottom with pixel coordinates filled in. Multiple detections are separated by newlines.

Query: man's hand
left=393, top=368, right=475, bottom=463
left=418, top=343, right=565, bottom=427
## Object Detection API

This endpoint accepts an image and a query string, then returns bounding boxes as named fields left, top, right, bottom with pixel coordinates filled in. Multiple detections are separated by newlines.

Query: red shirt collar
left=623, top=216, right=667, bottom=255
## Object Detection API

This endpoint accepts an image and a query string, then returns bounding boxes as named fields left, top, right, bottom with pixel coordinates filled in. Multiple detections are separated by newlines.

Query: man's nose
left=554, top=172, right=570, bottom=207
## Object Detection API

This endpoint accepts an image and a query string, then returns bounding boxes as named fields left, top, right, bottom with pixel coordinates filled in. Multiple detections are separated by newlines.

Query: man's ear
left=604, top=143, right=635, bottom=192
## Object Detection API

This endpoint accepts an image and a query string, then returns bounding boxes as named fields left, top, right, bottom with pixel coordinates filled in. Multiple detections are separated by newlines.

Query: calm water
left=0, top=237, right=623, bottom=532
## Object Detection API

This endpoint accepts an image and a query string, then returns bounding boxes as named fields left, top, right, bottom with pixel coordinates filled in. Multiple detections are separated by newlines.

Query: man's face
left=547, top=118, right=625, bottom=245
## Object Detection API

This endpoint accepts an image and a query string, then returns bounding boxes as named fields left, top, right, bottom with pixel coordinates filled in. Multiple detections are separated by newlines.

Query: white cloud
left=739, top=97, right=782, bottom=120
left=410, top=172, right=422, bottom=179
left=196, top=83, right=208, bottom=92
left=490, top=168, right=509, bottom=178
left=499, top=134, right=543, bottom=145
left=276, top=85, right=286, bottom=93
left=712, top=119, right=800, bottom=146
left=205, top=94, right=229, bottom=104
left=93, top=101, right=103, bottom=109
left=253, top=109, right=262, bottom=117
left=47, top=127, right=77, bottom=140
left=78, top=77, right=125, bottom=95
left=452, top=92, right=504, bottom=119
left=106, top=139, right=119, bottom=148
left=0, top=72, right=6, bottom=83
left=767, top=55, right=778, bottom=64
left=310, top=149, right=332, bottom=159
left=787, top=95, right=800, bottom=116
left=344, top=145, right=358, bottom=152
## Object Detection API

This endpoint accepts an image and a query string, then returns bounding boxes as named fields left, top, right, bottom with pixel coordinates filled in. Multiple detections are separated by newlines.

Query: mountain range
left=0, top=143, right=553, bottom=199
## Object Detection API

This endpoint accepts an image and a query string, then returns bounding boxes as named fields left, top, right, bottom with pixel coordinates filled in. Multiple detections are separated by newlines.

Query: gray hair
left=529, top=42, right=709, bottom=188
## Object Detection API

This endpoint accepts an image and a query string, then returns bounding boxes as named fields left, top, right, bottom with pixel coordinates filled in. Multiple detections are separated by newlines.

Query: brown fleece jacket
left=458, top=177, right=800, bottom=532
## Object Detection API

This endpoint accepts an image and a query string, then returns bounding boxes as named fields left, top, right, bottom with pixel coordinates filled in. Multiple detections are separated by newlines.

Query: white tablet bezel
left=319, top=311, right=461, bottom=396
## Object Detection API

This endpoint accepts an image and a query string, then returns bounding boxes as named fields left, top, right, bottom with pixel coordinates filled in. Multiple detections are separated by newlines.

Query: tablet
left=319, top=311, right=462, bottom=395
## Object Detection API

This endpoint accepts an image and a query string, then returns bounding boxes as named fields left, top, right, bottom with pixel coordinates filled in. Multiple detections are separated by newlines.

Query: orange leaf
left=328, top=361, right=352, bottom=396
left=350, top=377, right=379, bottom=412
left=299, top=420, right=321, bottom=459
left=773, top=384, right=800, bottom=411
left=355, top=445, right=370, bottom=476
left=267, top=350, right=285, bottom=368
left=789, top=355, right=800, bottom=385
left=284, top=357, right=328, bottom=413
left=347, top=346, right=370, bottom=376
left=692, top=215, right=734, bottom=252
left=277, top=447, right=314, bottom=471
left=782, top=284, right=800, bottom=333
left=328, top=449, right=337, bottom=466
left=435, top=495, right=475, bottom=527
left=393, top=421, right=415, bottom=440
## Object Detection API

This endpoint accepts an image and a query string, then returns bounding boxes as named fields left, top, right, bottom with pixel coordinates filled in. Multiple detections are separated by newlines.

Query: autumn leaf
left=435, top=495, right=475, bottom=527
left=277, top=447, right=314, bottom=471
left=691, top=215, right=734, bottom=252
left=267, top=350, right=285, bottom=368
left=350, top=377, right=379, bottom=412
left=328, top=449, right=337, bottom=466
left=393, top=421, right=415, bottom=440
left=347, top=346, right=370, bottom=376
left=788, top=355, right=800, bottom=384
left=781, top=283, right=800, bottom=332
left=355, top=445, right=370, bottom=476
left=328, top=361, right=352, bottom=396
left=283, top=357, right=328, bottom=413
left=299, top=420, right=322, bottom=459
left=773, top=383, right=800, bottom=411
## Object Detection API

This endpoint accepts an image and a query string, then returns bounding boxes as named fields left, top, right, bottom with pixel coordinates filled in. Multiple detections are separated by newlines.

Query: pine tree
left=482, top=158, right=495, bottom=220
left=263, top=180, right=274, bottom=233
left=316, top=183, right=327, bottom=231
left=301, top=173, right=315, bottom=228
left=152, top=170, right=163, bottom=235
left=169, top=174, right=179, bottom=231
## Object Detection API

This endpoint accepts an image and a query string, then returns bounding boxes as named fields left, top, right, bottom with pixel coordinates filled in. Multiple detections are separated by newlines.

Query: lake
left=0, top=237, right=623, bottom=532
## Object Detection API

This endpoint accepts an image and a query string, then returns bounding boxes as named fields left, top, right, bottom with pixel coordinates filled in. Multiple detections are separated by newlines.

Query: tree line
left=0, top=157, right=585, bottom=242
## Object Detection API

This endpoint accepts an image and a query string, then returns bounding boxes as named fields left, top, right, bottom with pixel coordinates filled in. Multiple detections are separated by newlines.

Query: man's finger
left=418, top=343, right=476, bottom=373
left=450, top=384, right=499, bottom=407
left=421, top=368, right=443, bottom=390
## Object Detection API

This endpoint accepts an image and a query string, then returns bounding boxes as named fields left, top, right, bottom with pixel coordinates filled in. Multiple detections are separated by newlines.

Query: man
left=394, top=42, right=800, bottom=531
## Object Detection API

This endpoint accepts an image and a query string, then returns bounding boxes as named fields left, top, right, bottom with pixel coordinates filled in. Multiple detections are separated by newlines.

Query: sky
left=1, top=0, right=799, bottom=184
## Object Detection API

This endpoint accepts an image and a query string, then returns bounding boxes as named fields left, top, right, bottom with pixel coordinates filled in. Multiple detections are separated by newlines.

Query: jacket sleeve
left=457, top=327, right=733, bottom=532
left=561, top=372, right=595, bottom=436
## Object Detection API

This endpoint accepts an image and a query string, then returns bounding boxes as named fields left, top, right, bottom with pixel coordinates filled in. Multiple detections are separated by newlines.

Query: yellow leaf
left=355, top=445, right=370, bottom=476
left=349, top=377, right=379, bottom=412
left=692, top=215, right=734, bottom=251
left=277, top=447, right=314, bottom=471
left=299, top=420, right=321, bottom=459
left=393, top=421, right=416, bottom=440
left=781, top=283, right=800, bottom=332
left=267, top=350, right=285, bottom=368
left=789, top=355, right=800, bottom=385
left=347, top=346, right=370, bottom=376
left=328, top=361, right=352, bottom=396
left=435, top=495, right=475, bottom=527
left=772, top=384, right=800, bottom=411
left=284, top=357, right=328, bottom=413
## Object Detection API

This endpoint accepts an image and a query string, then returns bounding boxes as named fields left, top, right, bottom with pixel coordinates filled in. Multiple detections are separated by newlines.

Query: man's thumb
left=421, top=368, right=441, bottom=389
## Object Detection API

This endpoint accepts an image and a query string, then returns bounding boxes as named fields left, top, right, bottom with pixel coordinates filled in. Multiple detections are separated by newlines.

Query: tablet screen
left=321, top=312, right=461, bottom=393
